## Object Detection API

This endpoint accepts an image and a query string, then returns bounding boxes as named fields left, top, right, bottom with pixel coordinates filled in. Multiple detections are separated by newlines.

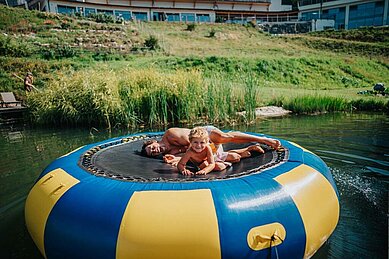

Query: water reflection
left=0, top=112, right=388, bottom=258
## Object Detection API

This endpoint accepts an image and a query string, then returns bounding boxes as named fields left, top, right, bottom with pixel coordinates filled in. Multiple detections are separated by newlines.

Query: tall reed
left=28, top=68, right=213, bottom=127
left=205, top=75, right=235, bottom=123
left=279, top=95, right=351, bottom=114
left=243, top=73, right=259, bottom=123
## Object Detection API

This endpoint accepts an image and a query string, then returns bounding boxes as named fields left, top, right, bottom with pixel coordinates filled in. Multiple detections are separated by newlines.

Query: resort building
left=3, top=0, right=297, bottom=24
left=298, top=0, right=389, bottom=29
left=2, top=0, right=388, bottom=30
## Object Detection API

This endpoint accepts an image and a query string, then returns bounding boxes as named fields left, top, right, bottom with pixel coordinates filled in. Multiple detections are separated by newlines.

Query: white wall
left=269, top=0, right=292, bottom=11
left=311, top=19, right=335, bottom=31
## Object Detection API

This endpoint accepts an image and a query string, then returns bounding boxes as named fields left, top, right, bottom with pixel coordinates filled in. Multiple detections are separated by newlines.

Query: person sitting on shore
left=141, top=126, right=281, bottom=165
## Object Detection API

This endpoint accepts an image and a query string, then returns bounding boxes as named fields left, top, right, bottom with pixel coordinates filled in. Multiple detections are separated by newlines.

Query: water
left=0, top=113, right=388, bottom=258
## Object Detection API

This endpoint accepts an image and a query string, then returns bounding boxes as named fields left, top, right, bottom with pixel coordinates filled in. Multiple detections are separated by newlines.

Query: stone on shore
left=236, top=106, right=291, bottom=118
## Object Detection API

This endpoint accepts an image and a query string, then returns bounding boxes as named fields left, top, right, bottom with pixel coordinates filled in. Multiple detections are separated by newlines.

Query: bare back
left=161, top=128, right=191, bottom=154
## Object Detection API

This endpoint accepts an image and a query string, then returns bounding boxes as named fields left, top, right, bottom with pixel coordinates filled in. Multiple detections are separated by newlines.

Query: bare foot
left=248, top=144, right=265, bottom=154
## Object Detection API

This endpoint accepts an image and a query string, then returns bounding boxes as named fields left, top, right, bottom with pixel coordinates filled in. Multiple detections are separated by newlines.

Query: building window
left=349, top=1, right=384, bottom=29
left=85, top=8, right=96, bottom=16
left=197, top=14, right=210, bottom=23
left=97, top=9, right=114, bottom=16
left=133, top=12, right=148, bottom=21
left=300, top=11, right=319, bottom=21
left=57, top=5, right=76, bottom=15
left=115, top=10, right=131, bottom=21
left=181, top=13, right=195, bottom=22
left=77, top=7, right=84, bottom=16
left=166, top=13, right=180, bottom=22
left=299, top=0, right=338, bottom=6
left=387, top=1, right=389, bottom=25
left=322, top=7, right=345, bottom=29
left=152, top=12, right=167, bottom=21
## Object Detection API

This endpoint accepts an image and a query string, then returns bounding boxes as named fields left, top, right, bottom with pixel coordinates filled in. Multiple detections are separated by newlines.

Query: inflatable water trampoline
left=25, top=131, right=340, bottom=259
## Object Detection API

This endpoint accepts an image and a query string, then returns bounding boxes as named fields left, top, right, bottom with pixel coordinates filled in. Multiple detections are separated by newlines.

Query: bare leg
left=209, top=129, right=280, bottom=150
left=225, top=152, right=241, bottom=163
left=198, top=161, right=209, bottom=169
left=229, top=144, right=265, bottom=156
left=199, top=161, right=227, bottom=172
left=214, top=162, right=227, bottom=171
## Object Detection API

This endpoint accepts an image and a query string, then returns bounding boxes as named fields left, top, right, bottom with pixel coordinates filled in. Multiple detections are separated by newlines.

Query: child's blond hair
left=189, top=127, right=209, bottom=142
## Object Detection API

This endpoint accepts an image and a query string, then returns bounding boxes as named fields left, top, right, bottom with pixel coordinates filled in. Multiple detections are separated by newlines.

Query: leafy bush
left=144, top=35, right=159, bottom=50
left=88, top=13, right=115, bottom=24
left=0, top=35, right=34, bottom=57
left=209, top=29, right=216, bottom=38
left=40, top=44, right=78, bottom=59
left=186, top=23, right=196, bottom=31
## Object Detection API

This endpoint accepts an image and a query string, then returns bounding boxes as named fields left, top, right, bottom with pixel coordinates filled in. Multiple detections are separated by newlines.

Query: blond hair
left=189, top=127, right=209, bottom=142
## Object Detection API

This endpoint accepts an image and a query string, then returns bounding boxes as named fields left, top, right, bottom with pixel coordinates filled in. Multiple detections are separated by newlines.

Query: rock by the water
left=237, top=106, right=291, bottom=118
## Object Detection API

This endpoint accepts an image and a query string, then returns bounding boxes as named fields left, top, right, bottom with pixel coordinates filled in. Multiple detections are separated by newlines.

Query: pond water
left=1, top=112, right=388, bottom=258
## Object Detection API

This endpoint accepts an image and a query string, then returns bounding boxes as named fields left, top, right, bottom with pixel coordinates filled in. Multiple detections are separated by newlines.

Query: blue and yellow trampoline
left=25, top=132, right=340, bottom=259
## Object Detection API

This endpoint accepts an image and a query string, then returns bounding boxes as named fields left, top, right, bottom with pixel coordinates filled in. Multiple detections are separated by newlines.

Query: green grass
left=0, top=6, right=388, bottom=128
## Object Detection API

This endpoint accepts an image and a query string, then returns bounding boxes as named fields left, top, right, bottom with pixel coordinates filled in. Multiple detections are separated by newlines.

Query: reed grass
left=27, top=67, right=388, bottom=128
left=272, top=95, right=388, bottom=114
left=27, top=69, right=210, bottom=127
left=243, top=73, right=259, bottom=123
left=2, top=6, right=388, bottom=128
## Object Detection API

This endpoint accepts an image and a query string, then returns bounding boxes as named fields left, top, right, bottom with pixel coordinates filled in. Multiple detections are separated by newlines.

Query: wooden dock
left=0, top=106, right=28, bottom=115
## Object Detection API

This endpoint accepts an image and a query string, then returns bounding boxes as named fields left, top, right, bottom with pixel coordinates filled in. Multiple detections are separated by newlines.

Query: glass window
left=152, top=12, right=164, bottom=21
left=349, top=1, right=384, bottom=28
left=133, top=12, right=148, bottom=21
left=197, top=14, right=210, bottom=23
left=77, top=7, right=84, bottom=16
left=181, top=13, right=195, bottom=22
left=97, top=9, right=114, bottom=16
left=301, top=11, right=319, bottom=21
left=85, top=8, right=96, bottom=16
left=115, top=10, right=131, bottom=21
left=166, top=13, right=180, bottom=22
left=57, top=5, right=76, bottom=15
left=387, top=1, right=389, bottom=25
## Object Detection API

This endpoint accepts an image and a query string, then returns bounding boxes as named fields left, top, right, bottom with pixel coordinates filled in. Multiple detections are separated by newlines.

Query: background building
left=299, top=0, right=389, bottom=29
left=1, top=0, right=388, bottom=31
left=3, top=0, right=296, bottom=24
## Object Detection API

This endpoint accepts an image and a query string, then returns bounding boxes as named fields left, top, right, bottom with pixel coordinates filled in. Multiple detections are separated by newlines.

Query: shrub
left=186, top=23, right=196, bottom=31
left=89, top=13, right=115, bottom=24
left=144, top=35, right=159, bottom=50
left=209, top=29, right=216, bottom=38
left=0, top=35, right=34, bottom=57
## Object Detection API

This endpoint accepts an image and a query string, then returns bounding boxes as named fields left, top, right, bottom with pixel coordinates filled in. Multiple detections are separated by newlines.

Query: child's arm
left=177, top=151, right=193, bottom=175
left=196, top=146, right=216, bottom=175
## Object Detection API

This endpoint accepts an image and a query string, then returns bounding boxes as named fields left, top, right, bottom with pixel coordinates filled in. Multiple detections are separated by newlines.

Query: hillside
left=0, top=6, right=388, bottom=127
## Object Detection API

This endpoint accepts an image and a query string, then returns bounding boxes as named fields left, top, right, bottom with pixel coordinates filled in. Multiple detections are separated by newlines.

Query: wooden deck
left=0, top=106, right=28, bottom=115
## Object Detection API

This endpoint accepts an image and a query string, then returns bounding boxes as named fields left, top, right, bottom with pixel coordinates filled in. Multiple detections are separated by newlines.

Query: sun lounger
left=0, top=92, right=22, bottom=108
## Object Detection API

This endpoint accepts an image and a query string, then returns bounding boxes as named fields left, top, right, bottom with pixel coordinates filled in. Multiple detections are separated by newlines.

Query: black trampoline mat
left=84, top=138, right=283, bottom=181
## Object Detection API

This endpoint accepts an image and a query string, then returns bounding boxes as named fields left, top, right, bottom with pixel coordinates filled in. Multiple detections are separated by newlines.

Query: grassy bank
left=0, top=6, right=388, bottom=127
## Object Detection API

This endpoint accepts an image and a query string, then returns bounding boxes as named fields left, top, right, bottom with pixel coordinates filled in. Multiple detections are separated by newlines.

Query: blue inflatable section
left=26, top=132, right=339, bottom=259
